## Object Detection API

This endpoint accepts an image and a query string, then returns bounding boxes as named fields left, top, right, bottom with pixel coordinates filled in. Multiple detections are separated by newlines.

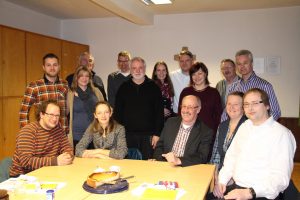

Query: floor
left=292, top=163, right=300, bottom=191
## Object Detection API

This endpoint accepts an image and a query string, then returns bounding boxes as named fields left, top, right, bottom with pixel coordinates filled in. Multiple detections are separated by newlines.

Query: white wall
left=0, top=1, right=61, bottom=38
left=61, top=6, right=300, bottom=118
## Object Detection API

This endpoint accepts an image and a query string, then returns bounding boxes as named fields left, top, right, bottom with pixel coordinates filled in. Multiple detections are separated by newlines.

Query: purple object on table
left=82, top=180, right=129, bottom=194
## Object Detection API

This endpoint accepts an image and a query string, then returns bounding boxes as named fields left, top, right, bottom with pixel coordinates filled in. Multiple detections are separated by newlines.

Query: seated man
left=212, top=88, right=296, bottom=200
left=10, top=100, right=73, bottom=177
left=153, top=95, right=213, bottom=167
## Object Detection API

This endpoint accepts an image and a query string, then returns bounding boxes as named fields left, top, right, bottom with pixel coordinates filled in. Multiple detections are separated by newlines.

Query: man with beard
left=153, top=95, right=213, bottom=167
left=19, top=53, right=69, bottom=134
left=216, top=59, right=240, bottom=109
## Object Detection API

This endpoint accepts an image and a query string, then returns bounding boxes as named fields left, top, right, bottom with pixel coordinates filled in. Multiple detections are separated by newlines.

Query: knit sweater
left=10, top=122, right=73, bottom=177
left=114, top=76, right=164, bottom=136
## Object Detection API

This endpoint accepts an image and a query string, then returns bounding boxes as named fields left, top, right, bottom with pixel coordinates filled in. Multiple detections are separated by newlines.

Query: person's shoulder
left=28, top=78, right=44, bottom=87
left=165, top=116, right=181, bottom=126
left=20, top=122, right=40, bottom=134
left=108, top=71, right=119, bottom=78
left=170, top=69, right=181, bottom=76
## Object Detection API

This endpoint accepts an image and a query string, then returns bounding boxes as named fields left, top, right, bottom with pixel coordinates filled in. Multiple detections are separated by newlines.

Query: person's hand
left=224, top=188, right=252, bottom=200
left=151, top=136, right=159, bottom=149
left=212, top=183, right=226, bottom=198
left=162, top=152, right=181, bottom=166
left=164, top=108, right=172, bottom=117
left=57, top=152, right=73, bottom=166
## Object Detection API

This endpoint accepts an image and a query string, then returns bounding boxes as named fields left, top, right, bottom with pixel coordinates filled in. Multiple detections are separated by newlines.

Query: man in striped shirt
left=10, top=100, right=73, bottom=177
left=19, top=53, right=69, bottom=134
left=153, top=95, right=213, bottom=167
left=221, top=49, right=281, bottom=121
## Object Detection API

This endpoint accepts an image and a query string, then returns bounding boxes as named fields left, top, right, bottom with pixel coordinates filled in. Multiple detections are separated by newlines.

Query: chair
left=125, top=148, right=143, bottom=160
left=0, top=157, right=12, bottom=182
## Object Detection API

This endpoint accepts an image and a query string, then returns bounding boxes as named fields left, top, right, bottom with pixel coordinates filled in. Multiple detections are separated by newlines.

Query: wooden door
left=61, top=41, right=89, bottom=79
left=26, top=33, right=61, bottom=82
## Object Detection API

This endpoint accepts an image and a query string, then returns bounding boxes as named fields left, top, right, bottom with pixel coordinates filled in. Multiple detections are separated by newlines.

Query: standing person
left=209, top=92, right=247, bottom=199
left=19, top=53, right=69, bottom=134
left=211, top=88, right=296, bottom=200
left=222, top=49, right=281, bottom=121
left=107, top=51, right=131, bottom=108
left=114, top=57, right=164, bottom=160
left=75, top=101, right=128, bottom=159
left=153, top=95, right=213, bottom=166
left=170, top=50, right=194, bottom=114
left=66, top=52, right=107, bottom=100
left=179, top=62, right=222, bottom=134
left=216, top=59, right=240, bottom=109
left=67, top=66, right=104, bottom=148
left=151, top=61, right=175, bottom=121
left=11, top=100, right=73, bottom=177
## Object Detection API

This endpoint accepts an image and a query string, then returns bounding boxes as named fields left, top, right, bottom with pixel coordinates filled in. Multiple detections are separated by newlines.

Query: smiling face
left=221, top=61, right=236, bottom=81
left=236, top=55, right=253, bottom=79
left=130, top=59, right=146, bottom=82
left=43, top=58, right=60, bottom=79
left=77, top=70, right=90, bottom=88
left=118, top=55, right=130, bottom=73
left=179, top=54, right=193, bottom=73
left=226, top=94, right=244, bottom=120
left=94, top=103, right=112, bottom=127
left=192, top=69, right=207, bottom=87
left=181, top=95, right=201, bottom=125
left=39, top=103, right=60, bottom=130
left=155, top=64, right=167, bottom=82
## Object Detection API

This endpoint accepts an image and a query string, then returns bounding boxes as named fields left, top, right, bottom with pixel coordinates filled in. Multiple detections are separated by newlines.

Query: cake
left=86, top=171, right=120, bottom=188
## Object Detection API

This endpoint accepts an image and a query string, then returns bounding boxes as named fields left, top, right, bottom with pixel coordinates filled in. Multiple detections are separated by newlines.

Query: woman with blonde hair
left=75, top=101, right=127, bottom=159
left=67, top=66, right=104, bottom=148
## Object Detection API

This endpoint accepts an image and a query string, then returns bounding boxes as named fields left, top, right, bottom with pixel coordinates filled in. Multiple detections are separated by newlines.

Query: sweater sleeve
left=75, top=128, right=93, bottom=157
left=108, top=125, right=128, bottom=159
left=19, top=82, right=37, bottom=128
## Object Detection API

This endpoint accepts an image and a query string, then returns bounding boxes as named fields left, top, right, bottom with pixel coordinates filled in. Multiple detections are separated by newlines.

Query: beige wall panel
left=26, top=33, right=61, bottom=83
left=2, top=27, right=26, bottom=96
left=61, top=41, right=89, bottom=80
left=2, top=98, right=22, bottom=157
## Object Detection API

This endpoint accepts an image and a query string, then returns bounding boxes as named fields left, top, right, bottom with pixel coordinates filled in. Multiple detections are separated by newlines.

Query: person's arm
left=210, top=127, right=221, bottom=168
left=153, top=126, right=167, bottom=161
left=75, top=129, right=93, bottom=157
left=19, top=83, right=36, bottom=128
left=263, top=83, right=281, bottom=120
left=212, top=90, right=223, bottom=131
left=107, top=74, right=115, bottom=107
left=108, top=125, right=128, bottom=159
left=154, top=84, right=164, bottom=137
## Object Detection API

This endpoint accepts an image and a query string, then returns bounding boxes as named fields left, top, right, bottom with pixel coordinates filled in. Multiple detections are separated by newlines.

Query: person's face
left=155, top=64, right=167, bottom=82
left=117, top=56, right=130, bottom=73
left=77, top=71, right=90, bottom=88
left=226, top=95, right=243, bottom=120
left=94, top=104, right=112, bottom=127
left=221, top=61, right=236, bottom=80
left=181, top=96, right=200, bottom=124
left=130, top=60, right=146, bottom=81
left=179, top=55, right=193, bottom=73
left=43, top=58, right=60, bottom=78
left=243, top=92, right=269, bottom=125
left=236, top=55, right=253, bottom=77
left=192, top=69, right=206, bottom=86
left=80, top=54, right=94, bottom=71
left=40, top=104, right=60, bottom=130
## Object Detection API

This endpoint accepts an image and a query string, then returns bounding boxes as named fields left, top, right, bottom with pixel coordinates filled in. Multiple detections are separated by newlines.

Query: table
left=9, top=158, right=215, bottom=200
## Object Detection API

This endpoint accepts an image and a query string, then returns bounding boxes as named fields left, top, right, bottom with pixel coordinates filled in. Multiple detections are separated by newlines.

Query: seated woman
left=209, top=91, right=247, bottom=198
left=75, top=101, right=128, bottom=159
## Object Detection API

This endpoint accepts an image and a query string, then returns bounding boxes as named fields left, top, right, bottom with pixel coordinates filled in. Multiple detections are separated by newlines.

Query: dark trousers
left=126, top=134, right=153, bottom=160
left=206, top=182, right=279, bottom=200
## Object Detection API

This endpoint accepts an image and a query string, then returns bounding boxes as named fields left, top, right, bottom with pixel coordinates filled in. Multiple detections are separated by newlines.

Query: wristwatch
left=249, top=187, right=256, bottom=199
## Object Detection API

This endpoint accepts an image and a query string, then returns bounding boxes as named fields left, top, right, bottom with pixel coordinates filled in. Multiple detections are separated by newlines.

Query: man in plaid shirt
left=19, top=53, right=69, bottom=134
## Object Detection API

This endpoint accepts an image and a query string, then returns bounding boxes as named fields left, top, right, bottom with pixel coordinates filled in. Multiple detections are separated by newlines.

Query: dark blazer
left=153, top=116, right=213, bottom=167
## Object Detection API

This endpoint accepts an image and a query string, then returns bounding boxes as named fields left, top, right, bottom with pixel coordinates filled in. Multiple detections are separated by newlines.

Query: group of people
left=9, top=49, right=296, bottom=200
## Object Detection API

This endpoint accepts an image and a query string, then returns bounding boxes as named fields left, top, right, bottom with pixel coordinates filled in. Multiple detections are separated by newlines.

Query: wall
left=0, top=0, right=61, bottom=38
left=61, top=6, right=300, bottom=118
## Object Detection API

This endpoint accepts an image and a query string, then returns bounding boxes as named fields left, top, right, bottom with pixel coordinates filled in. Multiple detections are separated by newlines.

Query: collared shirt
left=19, top=75, right=69, bottom=133
left=172, top=123, right=193, bottom=157
left=218, top=117, right=296, bottom=199
left=221, top=72, right=281, bottom=121
left=170, top=69, right=190, bottom=113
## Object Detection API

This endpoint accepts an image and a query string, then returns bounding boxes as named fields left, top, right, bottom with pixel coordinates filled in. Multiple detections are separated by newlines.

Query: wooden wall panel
left=0, top=99, right=3, bottom=158
left=26, top=33, right=61, bottom=82
left=61, top=41, right=89, bottom=79
left=0, top=26, right=2, bottom=97
left=2, top=98, right=22, bottom=157
left=2, top=27, right=26, bottom=96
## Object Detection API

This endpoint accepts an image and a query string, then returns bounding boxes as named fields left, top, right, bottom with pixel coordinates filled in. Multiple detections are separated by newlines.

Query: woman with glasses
left=178, top=62, right=222, bottom=133
left=75, top=101, right=127, bottom=159
left=151, top=61, right=175, bottom=121
left=67, top=66, right=104, bottom=148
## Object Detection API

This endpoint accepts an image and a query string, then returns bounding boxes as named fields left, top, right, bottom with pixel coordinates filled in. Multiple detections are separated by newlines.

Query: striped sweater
left=10, top=122, right=73, bottom=177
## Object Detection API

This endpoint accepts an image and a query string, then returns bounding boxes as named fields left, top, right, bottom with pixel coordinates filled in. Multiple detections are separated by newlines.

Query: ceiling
left=5, top=0, right=300, bottom=25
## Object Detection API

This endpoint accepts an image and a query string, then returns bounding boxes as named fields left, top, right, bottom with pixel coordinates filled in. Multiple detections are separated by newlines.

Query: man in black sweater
left=114, top=57, right=164, bottom=160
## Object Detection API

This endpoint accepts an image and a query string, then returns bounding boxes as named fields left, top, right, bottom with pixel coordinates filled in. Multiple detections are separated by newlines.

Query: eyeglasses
left=44, top=112, right=60, bottom=119
left=243, top=101, right=263, bottom=108
left=181, top=106, right=199, bottom=111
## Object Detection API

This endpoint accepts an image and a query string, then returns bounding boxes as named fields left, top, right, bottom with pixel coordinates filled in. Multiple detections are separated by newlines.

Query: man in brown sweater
left=10, top=100, right=73, bottom=177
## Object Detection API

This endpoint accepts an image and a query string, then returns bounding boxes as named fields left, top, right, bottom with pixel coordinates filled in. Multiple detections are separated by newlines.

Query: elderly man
left=212, top=88, right=296, bottom=200
left=170, top=50, right=194, bottom=113
left=10, top=100, right=73, bottom=177
left=114, top=57, right=164, bottom=160
left=107, top=51, right=131, bottom=108
left=153, top=95, right=213, bottom=166
left=216, top=59, right=240, bottom=109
